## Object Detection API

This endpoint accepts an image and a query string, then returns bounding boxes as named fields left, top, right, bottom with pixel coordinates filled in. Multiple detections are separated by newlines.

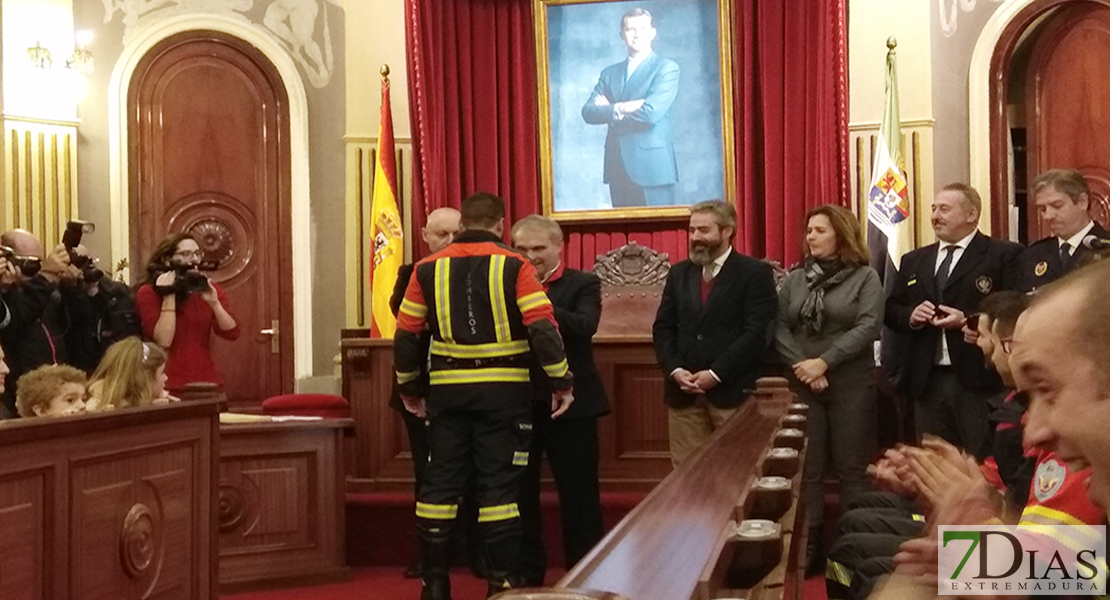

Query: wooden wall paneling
left=218, top=420, right=353, bottom=591
left=0, top=402, right=219, bottom=600
left=0, top=471, right=48, bottom=599
left=341, top=337, right=419, bottom=493
left=849, top=119, right=934, bottom=246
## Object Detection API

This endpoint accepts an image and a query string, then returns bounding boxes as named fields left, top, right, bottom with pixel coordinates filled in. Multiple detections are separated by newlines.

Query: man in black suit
left=1018, top=169, right=1110, bottom=292
left=388, top=206, right=460, bottom=578
left=511, top=215, right=610, bottom=586
left=652, top=200, right=778, bottom=465
left=885, top=183, right=1022, bottom=458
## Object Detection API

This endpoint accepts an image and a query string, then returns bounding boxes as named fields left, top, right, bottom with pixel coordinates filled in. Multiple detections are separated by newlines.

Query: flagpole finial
left=380, top=64, right=390, bottom=78
left=886, top=37, right=898, bottom=50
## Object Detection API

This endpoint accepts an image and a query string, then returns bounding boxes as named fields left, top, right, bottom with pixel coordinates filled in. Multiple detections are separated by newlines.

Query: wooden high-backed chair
left=592, top=242, right=671, bottom=337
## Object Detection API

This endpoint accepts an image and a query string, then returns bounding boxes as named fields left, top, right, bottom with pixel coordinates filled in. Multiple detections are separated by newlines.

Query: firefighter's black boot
left=481, top=520, right=524, bottom=598
left=418, top=521, right=453, bottom=600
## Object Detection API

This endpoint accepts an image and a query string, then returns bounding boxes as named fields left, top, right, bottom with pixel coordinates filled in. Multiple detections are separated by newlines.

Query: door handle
left=260, top=319, right=279, bottom=354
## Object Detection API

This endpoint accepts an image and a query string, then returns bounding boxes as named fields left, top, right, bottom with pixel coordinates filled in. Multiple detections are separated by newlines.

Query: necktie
left=935, top=246, right=955, bottom=303
left=1060, top=242, right=1072, bottom=269
left=703, top=264, right=715, bottom=282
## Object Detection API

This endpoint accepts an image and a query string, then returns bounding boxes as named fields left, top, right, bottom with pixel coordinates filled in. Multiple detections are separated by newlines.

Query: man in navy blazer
left=885, top=184, right=1022, bottom=458
left=582, top=8, right=680, bottom=208
left=653, top=201, right=778, bottom=465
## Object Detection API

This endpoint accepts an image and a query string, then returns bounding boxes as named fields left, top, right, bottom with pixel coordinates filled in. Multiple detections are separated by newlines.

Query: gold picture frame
left=535, top=0, right=736, bottom=222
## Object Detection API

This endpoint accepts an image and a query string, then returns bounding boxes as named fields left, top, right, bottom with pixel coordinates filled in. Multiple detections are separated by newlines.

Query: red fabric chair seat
left=260, top=393, right=351, bottom=419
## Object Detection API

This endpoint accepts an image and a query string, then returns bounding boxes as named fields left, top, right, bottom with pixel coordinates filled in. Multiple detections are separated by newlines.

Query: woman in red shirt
left=135, top=233, right=240, bottom=393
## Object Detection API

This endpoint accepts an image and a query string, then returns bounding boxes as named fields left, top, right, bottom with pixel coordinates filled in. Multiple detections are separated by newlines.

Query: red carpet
left=222, top=567, right=565, bottom=600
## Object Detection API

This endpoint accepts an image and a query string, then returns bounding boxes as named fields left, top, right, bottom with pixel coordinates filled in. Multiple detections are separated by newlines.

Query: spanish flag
left=369, top=71, right=403, bottom=338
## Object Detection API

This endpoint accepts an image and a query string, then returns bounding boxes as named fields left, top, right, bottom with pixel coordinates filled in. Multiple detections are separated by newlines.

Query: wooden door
left=1027, top=2, right=1110, bottom=240
left=129, top=31, right=293, bottom=408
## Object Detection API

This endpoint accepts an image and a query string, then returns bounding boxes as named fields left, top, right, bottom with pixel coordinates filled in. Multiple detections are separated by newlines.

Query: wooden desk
left=0, top=401, right=220, bottom=600
left=341, top=334, right=674, bottom=493
left=217, top=418, right=354, bottom=591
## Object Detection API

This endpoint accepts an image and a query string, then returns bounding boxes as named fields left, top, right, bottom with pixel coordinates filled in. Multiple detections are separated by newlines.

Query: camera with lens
left=62, top=220, right=104, bottom=282
left=151, top=258, right=219, bottom=296
left=0, top=245, right=42, bottom=278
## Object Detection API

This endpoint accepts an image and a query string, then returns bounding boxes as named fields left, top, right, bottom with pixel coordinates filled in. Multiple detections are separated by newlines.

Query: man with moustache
left=1018, top=169, right=1110, bottom=292
left=652, top=200, right=777, bottom=465
left=388, top=206, right=461, bottom=580
left=511, top=215, right=609, bottom=585
left=885, top=184, right=1022, bottom=458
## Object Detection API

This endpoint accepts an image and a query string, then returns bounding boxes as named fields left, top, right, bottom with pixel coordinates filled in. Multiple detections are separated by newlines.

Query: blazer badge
left=975, top=275, right=993, bottom=294
left=1034, top=261, right=1048, bottom=277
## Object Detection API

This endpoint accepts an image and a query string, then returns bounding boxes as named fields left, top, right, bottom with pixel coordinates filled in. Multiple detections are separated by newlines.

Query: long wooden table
left=0, top=401, right=220, bottom=600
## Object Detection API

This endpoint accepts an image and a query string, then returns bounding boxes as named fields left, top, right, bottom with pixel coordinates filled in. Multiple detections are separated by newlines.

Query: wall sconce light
left=26, top=31, right=94, bottom=74
left=27, top=42, right=53, bottom=69
left=68, top=30, right=94, bottom=75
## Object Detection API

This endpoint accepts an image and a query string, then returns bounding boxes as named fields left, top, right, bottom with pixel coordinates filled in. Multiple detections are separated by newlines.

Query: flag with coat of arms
left=866, top=38, right=914, bottom=274
left=368, top=69, right=404, bottom=338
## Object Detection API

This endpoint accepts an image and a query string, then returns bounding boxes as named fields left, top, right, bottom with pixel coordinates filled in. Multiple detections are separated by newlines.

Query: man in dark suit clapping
left=652, top=200, right=778, bottom=465
left=512, top=215, right=610, bottom=586
left=885, top=184, right=1022, bottom=459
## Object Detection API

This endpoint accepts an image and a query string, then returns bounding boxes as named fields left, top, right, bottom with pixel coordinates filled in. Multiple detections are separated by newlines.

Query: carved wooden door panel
left=1027, top=3, right=1110, bottom=239
left=129, top=31, right=293, bottom=408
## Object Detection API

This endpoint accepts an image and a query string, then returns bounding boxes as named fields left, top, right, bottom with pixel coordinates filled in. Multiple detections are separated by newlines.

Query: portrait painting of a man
left=581, top=8, right=680, bottom=208
left=536, top=0, right=733, bottom=219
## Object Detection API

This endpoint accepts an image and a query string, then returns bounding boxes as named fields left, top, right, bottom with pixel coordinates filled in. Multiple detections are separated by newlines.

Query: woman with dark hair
left=773, top=204, right=883, bottom=574
left=134, top=233, right=240, bottom=394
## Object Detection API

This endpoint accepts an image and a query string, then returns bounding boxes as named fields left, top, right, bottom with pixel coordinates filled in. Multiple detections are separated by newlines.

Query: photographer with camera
left=135, top=233, right=240, bottom=395
left=62, top=241, right=142, bottom=373
left=0, top=229, right=77, bottom=417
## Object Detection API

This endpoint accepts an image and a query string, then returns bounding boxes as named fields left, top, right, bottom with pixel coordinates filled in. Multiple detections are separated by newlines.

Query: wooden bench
left=492, top=379, right=808, bottom=600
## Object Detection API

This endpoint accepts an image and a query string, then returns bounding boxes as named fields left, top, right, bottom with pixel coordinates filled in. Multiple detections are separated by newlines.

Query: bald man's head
left=423, top=208, right=462, bottom=253
left=0, top=230, right=43, bottom=258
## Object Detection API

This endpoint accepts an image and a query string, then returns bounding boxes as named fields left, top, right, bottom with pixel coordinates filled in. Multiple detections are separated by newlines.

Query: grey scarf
left=799, top=258, right=855, bottom=336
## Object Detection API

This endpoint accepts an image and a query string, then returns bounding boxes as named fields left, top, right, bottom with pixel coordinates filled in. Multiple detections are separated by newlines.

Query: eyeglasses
left=173, top=250, right=202, bottom=259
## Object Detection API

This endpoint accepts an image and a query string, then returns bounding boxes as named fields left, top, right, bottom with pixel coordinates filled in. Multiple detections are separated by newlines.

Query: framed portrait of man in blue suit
left=535, top=0, right=735, bottom=220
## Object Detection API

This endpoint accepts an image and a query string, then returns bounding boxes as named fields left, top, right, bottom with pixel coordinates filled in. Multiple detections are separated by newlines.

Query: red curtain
left=405, top=0, right=848, bottom=268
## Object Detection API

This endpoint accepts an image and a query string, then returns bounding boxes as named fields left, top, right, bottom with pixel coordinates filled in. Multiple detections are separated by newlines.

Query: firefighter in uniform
left=395, top=192, right=574, bottom=600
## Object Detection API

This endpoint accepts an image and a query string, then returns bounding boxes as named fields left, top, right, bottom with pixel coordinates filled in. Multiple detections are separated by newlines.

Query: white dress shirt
left=1060, top=220, right=1096, bottom=256
left=626, top=52, right=650, bottom=81
left=934, top=229, right=978, bottom=366
left=703, top=246, right=732, bottom=281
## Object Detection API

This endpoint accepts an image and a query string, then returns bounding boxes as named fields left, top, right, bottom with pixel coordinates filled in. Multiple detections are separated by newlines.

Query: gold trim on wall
left=345, top=137, right=414, bottom=328
left=3, top=117, right=79, bottom=249
left=533, top=0, right=736, bottom=222
left=849, top=121, right=936, bottom=248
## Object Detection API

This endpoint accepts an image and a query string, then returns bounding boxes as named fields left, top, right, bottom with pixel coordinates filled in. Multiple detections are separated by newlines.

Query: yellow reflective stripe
left=512, top=451, right=529, bottom=466
left=1016, top=523, right=1093, bottom=555
left=1021, top=505, right=1101, bottom=535
left=912, top=514, right=926, bottom=522
left=435, top=258, right=453, bottom=343
left=429, top=339, right=529, bottom=359
left=430, top=368, right=531, bottom=385
left=396, top=370, right=420, bottom=384
left=826, top=559, right=851, bottom=585
left=400, top=298, right=427, bottom=319
left=477, top=503, right=520, bottom=523
left=543, top=358, right=569, bottom=378
left=518, top=291, right=549, bottom=313
left=489, top=255, right=510, bottom=343
left=415, top=502, right=459, bottom=520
